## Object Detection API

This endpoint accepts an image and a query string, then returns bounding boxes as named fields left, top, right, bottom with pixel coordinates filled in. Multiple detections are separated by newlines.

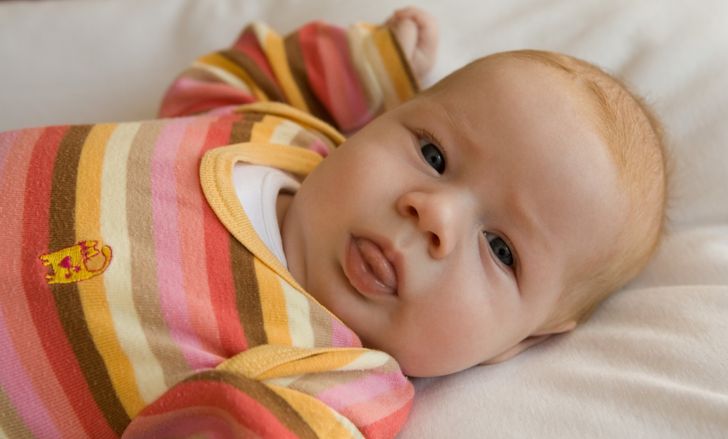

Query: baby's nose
left=396, top=190, right=464, bottom=259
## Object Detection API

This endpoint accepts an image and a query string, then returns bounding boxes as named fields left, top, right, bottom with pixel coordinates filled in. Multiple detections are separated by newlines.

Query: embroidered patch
left=39, top=240, right=112, bottom=284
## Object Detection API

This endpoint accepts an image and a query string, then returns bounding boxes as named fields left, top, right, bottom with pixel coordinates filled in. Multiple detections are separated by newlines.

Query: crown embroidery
left=39, top=240, right=113, bottom=284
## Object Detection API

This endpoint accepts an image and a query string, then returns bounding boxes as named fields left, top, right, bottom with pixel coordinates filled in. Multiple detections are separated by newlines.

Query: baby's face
left=281, top=58, right=626, bottom=377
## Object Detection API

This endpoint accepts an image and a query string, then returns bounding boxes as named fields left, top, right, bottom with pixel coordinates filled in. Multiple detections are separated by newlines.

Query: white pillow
left=2, top=0, right=726, bottom=436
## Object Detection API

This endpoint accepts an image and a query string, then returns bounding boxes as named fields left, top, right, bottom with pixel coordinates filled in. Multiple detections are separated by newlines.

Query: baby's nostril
left=408, top=206, right=418, bottom=218
left=430, top=233, right=440, bottom=247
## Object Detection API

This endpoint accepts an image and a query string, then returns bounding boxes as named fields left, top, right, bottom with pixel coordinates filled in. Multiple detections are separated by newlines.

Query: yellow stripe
left=254, top=258, right=292, bottom=345
left=254, top=23, right=309, bottom=112
left=75, top=123, right=146, bottom=416
left=198, top=52, right=268, bottom=101
left=259, top=349, right=367, bottom=380
left=371, top=28, right=416, bottom=105
left=250, top=114, right=277, bottom=142
left=218, top=345, right=366, bottom=379
left=98, top=123, right=168, bottom=414
left=271, top=386, right=362, bottom=439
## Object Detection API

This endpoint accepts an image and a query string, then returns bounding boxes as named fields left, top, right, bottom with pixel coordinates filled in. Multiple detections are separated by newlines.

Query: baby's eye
left=420, top=140, right=446, bottom=174
left=485, top=232, right=515, bottom=267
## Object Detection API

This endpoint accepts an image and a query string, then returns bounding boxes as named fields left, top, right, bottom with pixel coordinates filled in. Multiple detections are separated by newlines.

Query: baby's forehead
left=432, top=55, right=591, bottom=106
left=422, top=61, right=598, bottom=146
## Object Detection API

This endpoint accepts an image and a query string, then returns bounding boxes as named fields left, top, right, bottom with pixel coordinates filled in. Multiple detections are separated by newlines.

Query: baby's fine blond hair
left=492, top=50, right=668, bottom=326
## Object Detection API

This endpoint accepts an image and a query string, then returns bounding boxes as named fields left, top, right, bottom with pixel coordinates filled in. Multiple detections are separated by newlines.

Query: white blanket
left=2, top=0, right=727, bottom=437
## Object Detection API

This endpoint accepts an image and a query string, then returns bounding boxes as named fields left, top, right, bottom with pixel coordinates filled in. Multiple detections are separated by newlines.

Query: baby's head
left=281, top=50, right=667, bottom=377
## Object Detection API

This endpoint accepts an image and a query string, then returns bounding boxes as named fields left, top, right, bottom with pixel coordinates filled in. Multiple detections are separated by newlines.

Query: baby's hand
left=386, top=6, right=438, bottom=82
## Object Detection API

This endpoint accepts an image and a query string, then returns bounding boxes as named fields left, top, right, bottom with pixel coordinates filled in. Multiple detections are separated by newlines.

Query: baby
left=0, top=6, right=666, bottom=438
left=283, top=8, right=667, bottom=377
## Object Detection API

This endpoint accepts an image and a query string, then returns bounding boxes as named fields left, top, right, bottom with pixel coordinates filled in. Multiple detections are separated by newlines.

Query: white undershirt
left=232, top=164, right=300, bottom=266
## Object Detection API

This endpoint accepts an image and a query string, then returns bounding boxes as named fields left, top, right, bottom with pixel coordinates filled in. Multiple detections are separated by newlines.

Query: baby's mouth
left=344, top=236, right=398, bottom=297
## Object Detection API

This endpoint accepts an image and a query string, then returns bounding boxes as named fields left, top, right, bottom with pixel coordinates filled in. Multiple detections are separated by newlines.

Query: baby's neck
left=276, top=191, right=294, bottom=230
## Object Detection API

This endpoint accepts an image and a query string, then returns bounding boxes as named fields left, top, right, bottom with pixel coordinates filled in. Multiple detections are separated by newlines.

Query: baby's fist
left=386, top=6, right=438, bottom=82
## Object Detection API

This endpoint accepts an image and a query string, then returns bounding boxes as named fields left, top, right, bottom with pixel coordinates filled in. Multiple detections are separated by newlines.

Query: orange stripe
left=372, top=28, right=417, bottom=102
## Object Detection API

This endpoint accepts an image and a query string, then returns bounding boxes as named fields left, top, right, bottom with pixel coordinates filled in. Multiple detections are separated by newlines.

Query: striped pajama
left=0, top=20, right=416, bottom=439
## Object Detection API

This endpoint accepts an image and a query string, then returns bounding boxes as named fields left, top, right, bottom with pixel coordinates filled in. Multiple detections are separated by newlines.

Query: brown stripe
left=284, top=34, right=337, bottom=126
left=220, top=49, right=285, bottom=102
left=48, top=124, right=130, bottom=435
left=223, top=116, right=270, bottom=347
left=229, top=238, right=267, bottom=347
left=0, top=387, right=34, bottom=438
left=187, top=370, right=319, bottom=439
left=310, top=300, right=334, bottom=348
left=228, top=114, right=263, bottom=145
left=126, top=120, right=190, bottom=386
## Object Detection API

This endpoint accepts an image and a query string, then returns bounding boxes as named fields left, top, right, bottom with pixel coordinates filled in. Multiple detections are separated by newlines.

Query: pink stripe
left=353, top=387, right=413, bottom=431
left=159, top=78, right=255, bottom=118
left=0, top=129, right=19, bottom=176
left=0, top=128, right=84, bottom=437
left=316, top=371, right=404, bottom=409
left=176, top=117, right=224, bottom=366
left=330, top=318, right=360, bottom=348
left=125, top=408, right=256, bottom=439
left=151, top=119, right=212, bottom=369
left=0, top=310, right=61, bottom=438
left=317, top=26, right=370, bottom=132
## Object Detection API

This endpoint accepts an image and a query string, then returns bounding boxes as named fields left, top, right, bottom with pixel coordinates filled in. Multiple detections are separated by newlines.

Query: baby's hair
left=487, top=50, right=669, bottom=326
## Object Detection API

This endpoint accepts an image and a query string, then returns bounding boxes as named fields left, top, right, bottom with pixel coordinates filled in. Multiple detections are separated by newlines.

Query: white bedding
left=2, top=0, right=727, bottom=437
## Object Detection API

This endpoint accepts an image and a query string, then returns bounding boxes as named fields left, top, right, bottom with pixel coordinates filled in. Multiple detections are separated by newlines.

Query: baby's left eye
left=420, top=140, right=446, bottom=174
left=485, top=233, right=515, bottom=267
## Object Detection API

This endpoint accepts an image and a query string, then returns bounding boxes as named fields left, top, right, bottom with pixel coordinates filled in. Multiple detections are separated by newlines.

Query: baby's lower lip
left=343, top=236, right=398, bottom=297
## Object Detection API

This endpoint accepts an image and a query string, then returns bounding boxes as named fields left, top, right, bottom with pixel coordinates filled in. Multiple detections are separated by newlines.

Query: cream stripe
left=337, top=350, right=391, bottom=371
left=269, top=119, right=303, bottom=145
left=362, top=28, right=399, bottom=110
left=75, top=124, right=146, bottom=417
left=198, top=53, right=268, bottom=101
left=348, top=24, right=384, bottom=114
left=100, top=123, right=167, bottom=406
left=281, top=280, right=314, bottom=348
left=192, top=61, right=252, bottom=93
left=265, top=375, right=301, bottom=388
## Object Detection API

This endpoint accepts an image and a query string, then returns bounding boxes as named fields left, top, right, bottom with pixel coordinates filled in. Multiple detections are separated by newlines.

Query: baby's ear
left=481, top=320, right=576, bottom=365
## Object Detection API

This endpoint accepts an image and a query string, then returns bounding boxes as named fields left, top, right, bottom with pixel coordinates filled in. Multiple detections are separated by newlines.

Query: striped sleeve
left=159, top=21, right=418, bottom=133
left=123, top=346, right=413, bottom=439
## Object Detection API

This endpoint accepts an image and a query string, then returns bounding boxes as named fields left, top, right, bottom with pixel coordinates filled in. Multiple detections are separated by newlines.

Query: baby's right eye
left=420, top=140, right=446, bottom=174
